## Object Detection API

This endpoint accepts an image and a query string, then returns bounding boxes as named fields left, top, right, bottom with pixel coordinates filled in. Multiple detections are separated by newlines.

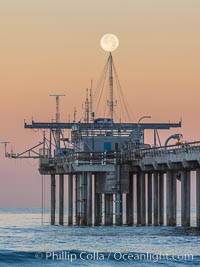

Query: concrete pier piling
left=51, top=174, right=56, bottom=225
left=115, top=162, right=122, bottom=226
left=154, top=172, right=159, bottom=226
left=137, top=174, right=141, bottom=225
left=81, top=173, right=87, bottom=225
left=94, top=193, right=101, bottom=226
left=59, top=174, right=64, bottom=225
left=68, top=174, right=73, bottom=225
left=105, top=194, right=113, bottom=225
left=140, top=172, right=146, bottom=226
left=126, top=174, right=134, bottom=225
left=166, top=171, right=177, bottom=226
left=75, top=173, right=88, bottom=226
left=181, top=170, right=190, bottom=227
left=147, top=173, right=152, bottom=225
left=196, top=170, right=200, bottom=227
left=87, top=173, right=92, bottom=226
left=76, top=174, right=81, bottom=225
left=94, top=174, right=102, bottom=226
left=159, top=173, right=164, bottom=226
left=73, top=175, right=77, bottom=226
left=115, top=193, right=122, bottom=226
left=102, top=194, right=105, bottom=225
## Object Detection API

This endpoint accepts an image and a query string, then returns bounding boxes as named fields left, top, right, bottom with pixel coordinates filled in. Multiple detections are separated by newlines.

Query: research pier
left=5, top=37, right=200, bottom=228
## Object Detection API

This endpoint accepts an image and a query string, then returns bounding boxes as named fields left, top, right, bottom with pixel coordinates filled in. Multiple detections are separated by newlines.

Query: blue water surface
left=0, top=208, right=200, bottom=266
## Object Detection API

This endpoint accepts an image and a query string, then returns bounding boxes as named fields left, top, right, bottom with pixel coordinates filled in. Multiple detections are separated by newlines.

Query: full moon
left=100, top=34, right=119, bottom=52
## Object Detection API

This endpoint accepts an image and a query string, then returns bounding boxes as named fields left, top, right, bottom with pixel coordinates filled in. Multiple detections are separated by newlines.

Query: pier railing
left=39, top=141, right=200, bottom=169
left=56, top=151, right=117, bottom=166
left=123, top=141, right=200, bottom=162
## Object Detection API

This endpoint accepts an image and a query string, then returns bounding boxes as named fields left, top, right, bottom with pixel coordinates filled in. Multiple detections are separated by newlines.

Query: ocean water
left=0, top=209, right=200, bottom=266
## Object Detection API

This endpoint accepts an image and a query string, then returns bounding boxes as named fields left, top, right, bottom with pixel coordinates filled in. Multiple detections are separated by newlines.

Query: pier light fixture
left=137, top=116, right=152, bottom=144
left=138, top=116, right=152, bottom=124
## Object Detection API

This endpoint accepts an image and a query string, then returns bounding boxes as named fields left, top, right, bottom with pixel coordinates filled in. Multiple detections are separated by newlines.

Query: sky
left=0, top=0, right=200, bottom=208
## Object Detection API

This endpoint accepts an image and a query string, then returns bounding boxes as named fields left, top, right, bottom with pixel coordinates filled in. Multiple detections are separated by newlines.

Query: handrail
left=55, top=150, right=117, bottom=165
left=123, top=141, right=200, bottom=161
left=42, top=141, right=200, bottom=166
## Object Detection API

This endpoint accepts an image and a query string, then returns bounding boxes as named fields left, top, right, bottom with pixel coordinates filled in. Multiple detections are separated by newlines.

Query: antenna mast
left=108, top=53, right=114, bottom=120
left=49, top=94, right=65, bottom=149
left=85, top=88, right=89, bottom=123
left=89, top=80, right=93, bottom=122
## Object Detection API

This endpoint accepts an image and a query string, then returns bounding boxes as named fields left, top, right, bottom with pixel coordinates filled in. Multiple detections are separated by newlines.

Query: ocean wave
left=0, top=250, right=199, bottom=266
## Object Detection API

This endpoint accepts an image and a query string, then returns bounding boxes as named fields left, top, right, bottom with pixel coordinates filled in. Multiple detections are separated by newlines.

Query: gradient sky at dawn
left=0, top=0, right=200, bottom=207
